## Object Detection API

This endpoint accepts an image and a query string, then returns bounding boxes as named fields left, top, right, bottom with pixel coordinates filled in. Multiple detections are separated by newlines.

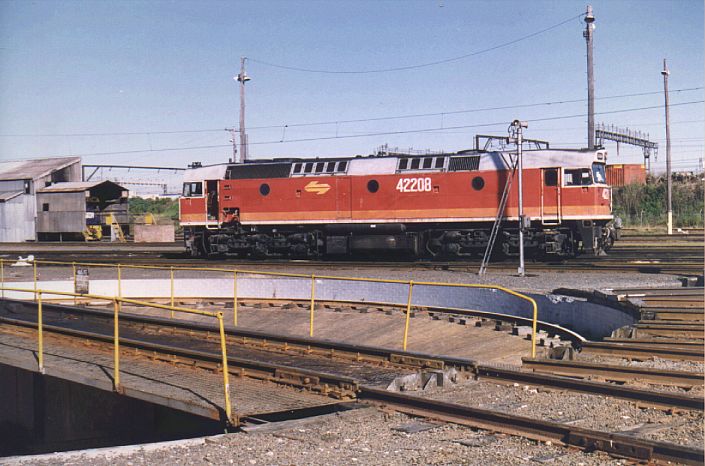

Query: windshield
left=564, top=168, right=593, bottom=186
left=592, top=163, right=606, bottom=184
left=182, top=182, right=203, bottom=197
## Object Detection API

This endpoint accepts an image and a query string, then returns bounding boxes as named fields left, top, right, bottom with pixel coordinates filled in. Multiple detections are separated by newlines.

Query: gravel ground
left=578, top=354, right=705, bottom=373
left=13, top=408, right=630, bottom=466
left=424, top=379, right=704, bottom=448
left=1, top=263, right=683, bottom=295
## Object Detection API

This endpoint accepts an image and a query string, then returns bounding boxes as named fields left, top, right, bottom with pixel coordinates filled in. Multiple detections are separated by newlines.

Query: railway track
left=1, top=301, right=702, bottom=465
left=0, top=228, right=701, bottom=276
left=2, top=314, right=704, bottom=464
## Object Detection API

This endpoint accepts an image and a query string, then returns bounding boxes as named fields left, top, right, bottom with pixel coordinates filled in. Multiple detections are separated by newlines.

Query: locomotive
left=179, top=148, right=618, bottom=259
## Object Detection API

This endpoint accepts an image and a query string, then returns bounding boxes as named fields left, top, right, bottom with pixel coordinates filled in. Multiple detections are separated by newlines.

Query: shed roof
left=0, top=157, right=81, bottom=181
left=0, top=191, right=24, bottom=203
left=37, top=180, right=126, bottom=193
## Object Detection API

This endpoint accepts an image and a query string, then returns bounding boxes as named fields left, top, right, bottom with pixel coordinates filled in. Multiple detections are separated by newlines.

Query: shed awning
left=0, top=191, right=23, bottom=203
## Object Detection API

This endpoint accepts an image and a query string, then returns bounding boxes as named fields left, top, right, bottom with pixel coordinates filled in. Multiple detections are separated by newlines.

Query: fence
left=0, top=258, right=539, bottom=357
left=0, top=284, right=233, bottom=425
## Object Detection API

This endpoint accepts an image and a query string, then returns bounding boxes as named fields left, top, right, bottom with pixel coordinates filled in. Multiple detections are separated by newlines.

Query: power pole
left=662, top=59, right=673, bottom=235
left=584, top=5, right=596, bottom=149
left=236, top=57, right=251, bottom=163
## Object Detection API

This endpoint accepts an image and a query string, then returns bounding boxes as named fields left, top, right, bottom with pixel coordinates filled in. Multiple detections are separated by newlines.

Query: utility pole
left=662, top=59, right=673, bottom=235
left=510, top=120, right=528, bottom=277
left=584, top=5, right=596, bottom=149
left=236, top=57, right=251, bottom=163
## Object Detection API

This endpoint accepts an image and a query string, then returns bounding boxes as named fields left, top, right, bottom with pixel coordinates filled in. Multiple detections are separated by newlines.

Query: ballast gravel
left=15, top=408, right=629, bottom=466
left=425, top=379, right=704, bottom=449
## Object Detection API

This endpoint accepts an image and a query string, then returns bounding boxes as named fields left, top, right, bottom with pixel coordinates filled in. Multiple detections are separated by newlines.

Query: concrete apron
left=3, top=278, right=637, bottom=341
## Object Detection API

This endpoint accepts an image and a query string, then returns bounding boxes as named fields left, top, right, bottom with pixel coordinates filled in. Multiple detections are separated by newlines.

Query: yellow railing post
left=0, top=258, right=4, bottom=299
left=233, top=271, right=238, bottom=326
left=402, top=281, right=414, bottom=351
left=72, top=262, right=77, bottom=305
left=217, top=312, right=233, bottom=424
left=33, top=261, right=38, bottom=301
left=117, top=264, right=122, bottom=311
left=113, top=298, right=121, bottom=390
left=531, top=299, right=538, bottom=358
left=37, top=291, right=44, bottom=373
left=309, top=274, right=316, bottom=337
left=170, top=267, right=175, bottom=317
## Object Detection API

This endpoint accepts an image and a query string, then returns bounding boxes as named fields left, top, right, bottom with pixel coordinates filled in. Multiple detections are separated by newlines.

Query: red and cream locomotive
left=179, top=147, right=617, bottom=258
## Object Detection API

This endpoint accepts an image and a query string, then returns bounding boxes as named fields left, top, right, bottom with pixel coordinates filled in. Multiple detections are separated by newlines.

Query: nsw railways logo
left=304, top=181, right=331, bottom=195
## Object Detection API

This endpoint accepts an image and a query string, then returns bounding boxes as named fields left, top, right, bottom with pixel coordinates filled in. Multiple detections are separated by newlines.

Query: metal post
left=33, top=261, right=38, bottom=301
left=236, top=57, right=251, bottom=163
left=72, top=262, right=77, bottom=305
left=117, top=264, right=122, bottom=311
left=402, top=281, right=414, bottom=351
left=662, top=59, right=673, bottom=235
left=37, top=291, right=44, bottom=373
left=584, top=5, right=596, bottom=149
left=530, top=299, right=538, bottom=358
left=233, top=271, right=238, bottom=326
left=1, top=258, right=4, bottom=299
left=113, top=298, right=121, bottom=390
left=512, top=120, right=528, bottom=277
left=309, top=275, right=316, bottom=337
left=217, top=313, right=233, bottom=424
left=170, top=267, right=175, bottom=317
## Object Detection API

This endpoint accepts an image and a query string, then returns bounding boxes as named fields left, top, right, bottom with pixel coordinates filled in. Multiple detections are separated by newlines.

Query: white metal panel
left=182, top=164, right=228, bottom=182
left=347, top=157, right=398, bottom=176
left=487, top=149, right=606, bottom=171
left=0, top=194, right=36, bottom=242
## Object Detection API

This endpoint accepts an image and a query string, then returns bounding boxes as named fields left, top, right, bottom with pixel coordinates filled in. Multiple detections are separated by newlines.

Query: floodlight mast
left=236, top=57, right=251, bottom=163
left=584, top=5, right=596, bottom=149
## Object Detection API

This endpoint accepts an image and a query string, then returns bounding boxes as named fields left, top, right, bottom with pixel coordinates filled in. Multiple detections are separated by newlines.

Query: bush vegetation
left=128, top=197, right=179, bottom=223
left=613, top=177, right=704, bottom=227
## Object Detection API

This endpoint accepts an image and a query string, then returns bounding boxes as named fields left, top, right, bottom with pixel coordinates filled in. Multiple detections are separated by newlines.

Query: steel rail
left=475, top=364, right=703, bottom=411
left=522, top=358, right=704, bottom=387
left=579, top=341, right=704, bottom=361
left=2, top=318, right=702, bottom=465
left=1, top=299, right=701, bottom=412
left=357, top=386, right=704, bottom=465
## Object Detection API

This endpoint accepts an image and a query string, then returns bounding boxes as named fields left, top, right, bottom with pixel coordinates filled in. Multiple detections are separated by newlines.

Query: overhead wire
left=8, top=100, right=702, bottom=160
left=3, top=86, right=700, bottom=139
left=248, top=13, right=585, bottom=74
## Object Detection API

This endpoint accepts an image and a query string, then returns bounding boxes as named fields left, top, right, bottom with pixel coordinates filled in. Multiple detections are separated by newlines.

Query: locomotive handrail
left=0, top=284, right=234, bottom=425
left=1, top=258, right=539, bottom=357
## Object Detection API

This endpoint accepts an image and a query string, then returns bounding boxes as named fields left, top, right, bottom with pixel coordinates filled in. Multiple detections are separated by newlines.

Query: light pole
left=584, top=5, right=596, bottom=149
left=661, top=59, right=673, bottom=235
left=511, top=120, right=528, bottom=276
left=236, top=57, right=251, bottom=163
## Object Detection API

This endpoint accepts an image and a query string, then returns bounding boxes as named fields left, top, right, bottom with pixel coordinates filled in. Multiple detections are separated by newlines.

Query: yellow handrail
left=0, top=285, right=234, bottom=424
left=15, top=259, right=540, bottom=357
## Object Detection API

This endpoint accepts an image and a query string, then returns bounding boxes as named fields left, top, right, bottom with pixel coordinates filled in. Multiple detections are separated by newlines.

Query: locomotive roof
left=182, top=148, right=607, bottom=181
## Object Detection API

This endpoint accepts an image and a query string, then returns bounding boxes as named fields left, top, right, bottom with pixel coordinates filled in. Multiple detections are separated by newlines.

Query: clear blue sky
left=1, top=0, right=703, bottom=172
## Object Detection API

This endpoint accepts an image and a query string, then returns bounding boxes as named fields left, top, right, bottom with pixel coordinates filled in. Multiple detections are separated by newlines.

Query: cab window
left=564, top=168, right=592, bottom=186
left=592, top=163, right=606, bottom=184
left=182, top=182, right=203, bottom=197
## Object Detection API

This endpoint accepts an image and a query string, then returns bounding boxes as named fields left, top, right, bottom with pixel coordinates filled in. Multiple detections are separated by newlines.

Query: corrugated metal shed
left=0, top=157, right=81, bottom=181
left=37, top=180, right=114, bottom=193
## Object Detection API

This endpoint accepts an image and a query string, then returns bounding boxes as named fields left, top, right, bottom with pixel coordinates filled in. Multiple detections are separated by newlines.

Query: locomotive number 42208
left=396, top=177, right=432, bottom=193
